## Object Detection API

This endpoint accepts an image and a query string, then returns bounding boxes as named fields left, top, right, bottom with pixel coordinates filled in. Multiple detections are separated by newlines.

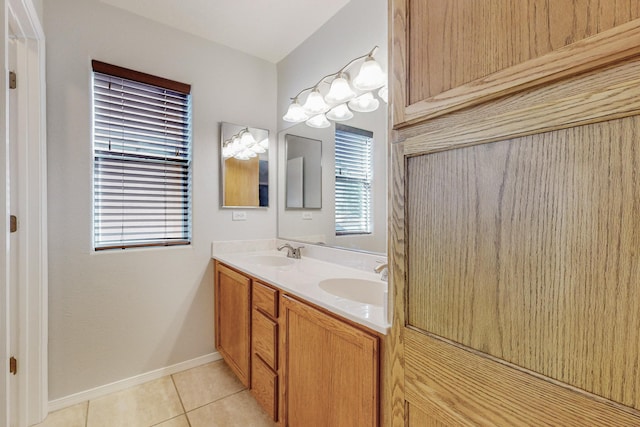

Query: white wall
left=45, top=0, right=277, bottom=400
left=276, top=0, right=388, bottom=254
left=31, top=0, right=42, bottom=22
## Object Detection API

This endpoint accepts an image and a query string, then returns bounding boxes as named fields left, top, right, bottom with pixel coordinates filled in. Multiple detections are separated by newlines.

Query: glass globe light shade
left=230, top=138, right=243, bottom=153
left=326, top=103, right=354, bottom=121
left=378, top=85, right=388, bottom=103
left=302, top=89, right=330, bottom=115
left=353, top=57, right=387, bottom=91
left=258, top=138, right=269, bottom=149
left=222, top=145, right=234, bottom=159
left=236, top=148, right=257, bottom=160
left=324, top=75, right=356, bottom=105
left=348, top=92, right=380, bottom=113
left=250, top=143, right=266, bottom=154
left=306, top=113, right=331, bottom=129
left=283, top=100, right=309, bottom=123
left=240, top=130, right=256, bottom=147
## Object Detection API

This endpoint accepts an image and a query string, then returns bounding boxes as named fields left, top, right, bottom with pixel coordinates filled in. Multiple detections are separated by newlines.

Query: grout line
left=149, top=414, right=189, bottom=427
left=170, top=374, right=191, bottom=427
left=85, top=400, right=90, bottom=427
left=185, top=388, right=248, bottom=414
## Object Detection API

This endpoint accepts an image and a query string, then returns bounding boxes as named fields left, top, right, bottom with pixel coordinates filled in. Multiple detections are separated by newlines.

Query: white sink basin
left=248, top=255, right=295, bottom=267
left=318, top=278, right=386, bottom=306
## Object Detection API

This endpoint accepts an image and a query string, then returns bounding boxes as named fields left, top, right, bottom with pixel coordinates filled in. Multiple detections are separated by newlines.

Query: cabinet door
left=281, top=296, right=379, bottom=427
left=214, top=262, right=251, bottom=387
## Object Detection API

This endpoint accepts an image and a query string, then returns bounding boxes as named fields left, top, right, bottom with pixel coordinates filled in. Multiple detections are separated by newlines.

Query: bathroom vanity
left=213, top=250, right=388, bottom=427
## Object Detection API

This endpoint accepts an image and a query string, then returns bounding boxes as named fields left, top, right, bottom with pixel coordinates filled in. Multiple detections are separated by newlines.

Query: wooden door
left=214, top=262, right=251, bottom=387
left=281, top=296, right=379, bottom=427
left=388, top=2, right=640, bottom=426
left=391, top=0, right=640, bottom=126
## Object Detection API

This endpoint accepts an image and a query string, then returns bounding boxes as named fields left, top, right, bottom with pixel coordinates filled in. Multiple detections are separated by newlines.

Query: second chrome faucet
left=374, top=262, right=388, bottom=282
left=278, top=243, right=304, bottom=259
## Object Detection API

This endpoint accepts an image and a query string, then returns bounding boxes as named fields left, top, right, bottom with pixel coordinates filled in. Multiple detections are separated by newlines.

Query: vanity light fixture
left=306, top=113, right=331, bottom=128
left=302, top=89, right=330, bottom=115
left=282, top=98, right=308, bottom=122
left=348, top=92, right=379, bottom=113
left=326, top=103, right=354, bottom=121
left=352, top=55, right=387, bottom=91
left=325, top=73, right=356, bottom=104
left=283, top=46, right=388, bottom=127
left=222, top=128, right=266, bottom=160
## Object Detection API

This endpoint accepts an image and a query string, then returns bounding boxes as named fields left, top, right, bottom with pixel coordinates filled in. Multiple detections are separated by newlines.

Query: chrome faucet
left=374, top=263, right=388, bottom=282
left=277, top=243, right=304, bottom=259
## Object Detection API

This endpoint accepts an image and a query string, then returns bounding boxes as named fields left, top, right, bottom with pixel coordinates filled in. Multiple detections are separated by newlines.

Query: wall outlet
left=232, top=211, right=247, bottom=221
left=302, top=212, right=313, bottom=220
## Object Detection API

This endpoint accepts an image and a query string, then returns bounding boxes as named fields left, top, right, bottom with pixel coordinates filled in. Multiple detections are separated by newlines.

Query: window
left=92, top=61, right=192, bottom=250
left=334, top=124, right=373, bottom=235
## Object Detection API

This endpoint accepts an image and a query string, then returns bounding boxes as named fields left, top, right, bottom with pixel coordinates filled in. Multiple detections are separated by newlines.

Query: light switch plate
left=302, top=212, right=313, bottom=220
left=232, top=211, right=247, bottom=221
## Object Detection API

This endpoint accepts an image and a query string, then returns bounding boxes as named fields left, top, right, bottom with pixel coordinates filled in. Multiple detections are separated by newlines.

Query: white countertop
left=213, top=250, right=390, bottom=335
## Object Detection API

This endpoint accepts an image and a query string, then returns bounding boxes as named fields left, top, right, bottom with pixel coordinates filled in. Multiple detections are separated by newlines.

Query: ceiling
left=99, top=0, right=352, bottom=63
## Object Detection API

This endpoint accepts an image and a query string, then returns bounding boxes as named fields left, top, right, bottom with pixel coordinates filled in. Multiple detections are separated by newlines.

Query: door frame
left=2, top=0, right=47, bottom=425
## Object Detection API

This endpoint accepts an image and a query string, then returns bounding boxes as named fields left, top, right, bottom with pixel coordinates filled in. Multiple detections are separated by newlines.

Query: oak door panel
left=406, top=116, right=640, bottom=409
left=408, top=0, right=640, bottom=104
left=405, top=330, right=640, bottom=426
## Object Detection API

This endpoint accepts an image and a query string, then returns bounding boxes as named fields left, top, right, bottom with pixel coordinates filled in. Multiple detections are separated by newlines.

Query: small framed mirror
left=285, top=134, right=322, bottom=209
left=220, top=122, right=269, bottom=208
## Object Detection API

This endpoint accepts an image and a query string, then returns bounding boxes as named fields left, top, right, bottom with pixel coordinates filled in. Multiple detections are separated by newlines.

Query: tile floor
left=34, top=360, right=275, bottom=427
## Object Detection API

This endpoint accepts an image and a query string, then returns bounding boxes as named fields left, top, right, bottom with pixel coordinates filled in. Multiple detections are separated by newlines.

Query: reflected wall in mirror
left=220, top=122, right=269, bottom=208
left=277, top=107, right=387, bottom=254
left=285, top=134, right=322, bottom=209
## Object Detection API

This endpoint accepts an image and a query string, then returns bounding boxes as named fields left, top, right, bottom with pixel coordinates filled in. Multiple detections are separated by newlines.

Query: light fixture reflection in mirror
left=220, top=122, right=269, bottom=208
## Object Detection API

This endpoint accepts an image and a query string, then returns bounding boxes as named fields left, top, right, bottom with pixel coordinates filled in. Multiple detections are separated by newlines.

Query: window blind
left=92, top=61, right=192, bottom=250
left=335, top=124, right=373, bottom=235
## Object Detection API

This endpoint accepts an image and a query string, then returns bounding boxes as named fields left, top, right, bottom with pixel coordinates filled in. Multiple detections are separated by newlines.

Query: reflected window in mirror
left=220, top=122, right=269, bottom=208
left=335, top=124, right=372, bottom=236
left=284, top=134, right=322, bottom=209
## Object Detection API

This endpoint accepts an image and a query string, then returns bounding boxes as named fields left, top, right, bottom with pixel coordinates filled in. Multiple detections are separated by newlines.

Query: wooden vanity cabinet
left=214, top=261, right=251, bottom=387
left=251, top=281, right=280, bottom=422
left=214, top=261, right=381, bottom=426
left=281, top=295, right=379, bottom=427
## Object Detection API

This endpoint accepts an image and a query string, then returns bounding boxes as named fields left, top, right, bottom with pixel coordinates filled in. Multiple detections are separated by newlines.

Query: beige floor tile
left=152, top=414, right=190, bottom=427
left=187, top=390, right=275, bottom=427
left=86, top=376, right=183, bottom=427
left=172, top=360, right=245, bottom=411
left=32, top=402, right=87, bottom=427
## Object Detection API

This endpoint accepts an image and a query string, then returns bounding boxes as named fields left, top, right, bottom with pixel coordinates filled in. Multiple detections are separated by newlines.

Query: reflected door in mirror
left=284, top=134, right=321, bottom=209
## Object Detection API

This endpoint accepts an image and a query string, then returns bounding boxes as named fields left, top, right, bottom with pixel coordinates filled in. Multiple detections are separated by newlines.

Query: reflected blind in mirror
left=335, top=124, right=373, bottom=235
left=92, top=61, right=192, bottom=250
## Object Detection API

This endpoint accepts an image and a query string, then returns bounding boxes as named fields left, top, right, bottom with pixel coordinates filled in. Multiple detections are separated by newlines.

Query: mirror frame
left=220, top=122, right=269, bottom=209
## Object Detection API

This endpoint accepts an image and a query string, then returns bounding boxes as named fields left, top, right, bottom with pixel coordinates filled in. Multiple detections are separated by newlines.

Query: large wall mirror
left=285, top=134, right=322, bottom=209
left=276, top=0, right=387, bottom=255
left=220, top=122, right=269, bottom=208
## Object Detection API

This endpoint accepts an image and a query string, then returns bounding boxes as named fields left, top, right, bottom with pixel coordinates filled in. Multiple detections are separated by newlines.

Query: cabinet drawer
left=252, top=309, right=278, bottom=369
left=253, top=281, right=278, bottom=318
left=251, top=355, right=278, bottom=422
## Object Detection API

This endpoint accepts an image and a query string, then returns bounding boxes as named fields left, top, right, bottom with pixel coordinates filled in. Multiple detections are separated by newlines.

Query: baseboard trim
left=48, top=352, right=222, bottom=413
